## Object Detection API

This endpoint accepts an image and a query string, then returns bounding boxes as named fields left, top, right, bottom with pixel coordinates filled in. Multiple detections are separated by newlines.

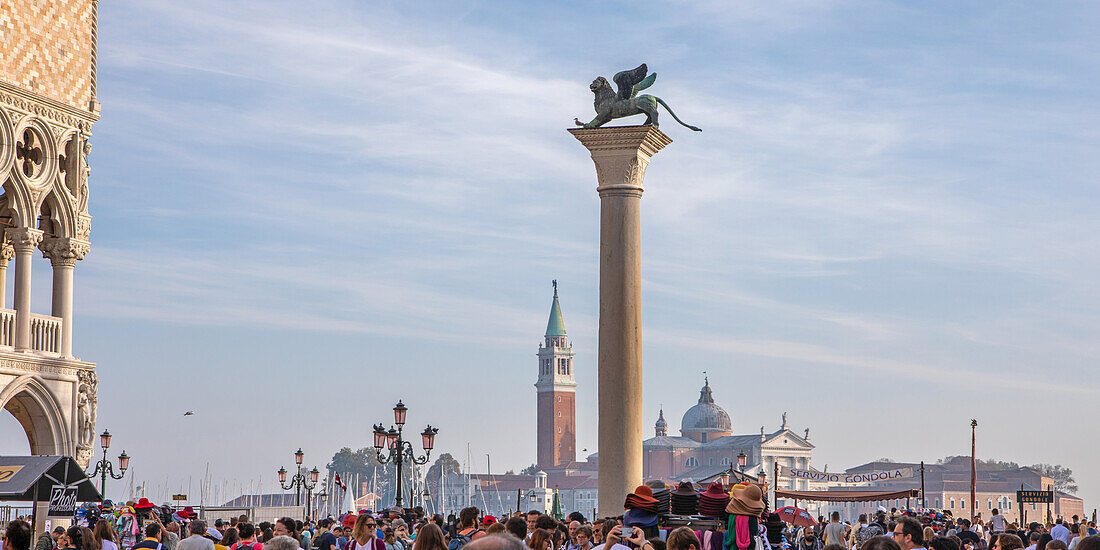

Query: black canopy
left=0, top=456, right=102, bottom=501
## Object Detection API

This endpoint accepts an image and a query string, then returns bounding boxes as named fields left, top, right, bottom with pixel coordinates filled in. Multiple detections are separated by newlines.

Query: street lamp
left=278, top=449, right=319, bottom=518
left=86, top=429, right=129, bottom=496
left=373, top=400, right=437, bottom=508
left=757, top=469, right=767, bottom=484
left=737, top=451, right=747, bottom=476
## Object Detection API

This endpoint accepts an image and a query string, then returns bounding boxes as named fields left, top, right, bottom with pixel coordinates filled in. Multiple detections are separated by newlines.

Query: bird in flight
left=183, top=411, right=194, bottom=416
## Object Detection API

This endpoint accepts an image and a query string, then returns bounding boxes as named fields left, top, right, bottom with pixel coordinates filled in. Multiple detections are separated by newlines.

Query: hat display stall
left=697, top=481, right=731, bottom=519
left=670, top=481, right=699, bottom=515
left=623, top=508, right=660, bottom=528
left=624, top=485, right=660, bottom=514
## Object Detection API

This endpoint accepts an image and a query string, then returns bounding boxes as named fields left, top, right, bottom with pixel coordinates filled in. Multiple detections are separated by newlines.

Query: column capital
left=40, top=237, right=90, bottom=267
left=5, top=228, right=44, bottom=252
left=0, top=243, right=13, bottom=266
left=568, top=126, right=672, bottom=198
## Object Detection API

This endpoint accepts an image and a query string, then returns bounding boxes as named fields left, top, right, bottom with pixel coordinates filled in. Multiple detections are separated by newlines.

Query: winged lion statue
left=574, top=64, right=701, bottom=132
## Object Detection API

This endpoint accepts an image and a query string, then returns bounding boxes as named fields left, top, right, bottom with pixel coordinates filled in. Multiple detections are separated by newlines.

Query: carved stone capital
left=0, top=244, right=13, bottom=267
left=40, top=237, right=89, bottom=267
left=567, top=126, right=671, bottom=198
left=5, top=228, right=43, bottom=253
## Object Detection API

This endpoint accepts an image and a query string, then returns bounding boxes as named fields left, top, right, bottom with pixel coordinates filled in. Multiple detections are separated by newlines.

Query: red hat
left=177, top=506, right=196, bottom=519
left=624, top=485, right=659, bottom=512
left=134, top=498, right=155, bottom=509
left=482, top=515, right=497, bottom=525
left=342, top=514, right=358, bottom=529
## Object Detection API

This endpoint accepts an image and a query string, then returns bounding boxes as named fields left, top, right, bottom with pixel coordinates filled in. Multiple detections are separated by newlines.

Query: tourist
left=994, top=535, right=1024, bottom=550
left=800, top=530, right=823, bottom=550
left=893, top=518, right=926, bottom=550
left=215, top=524, right=227, bottom=538
left=505, top=518, right=528, bottom=542
left=855, top=514, right=885, bottom=549
left=592, top=525, right=629, bottom=550
left=526, top=514, right=542, bottom=542
left=221, top=530, right=240, bottom=550
left=663, top=528, right=699, bottom=550
left=334, top=527, right=348, bottom=550
left=454, top=507, right=487, bottom=547
left=36, top=526, right=66, bottom=550
left=466, top=535, right=528, bottom=550
left=164, top=522, right=182, bottom=550
left=273, top=521, right=295, bottom=541
left=1049, top=542, right=1068, bottom=550
left=233, top=523, right=262, bottom=550
left=263, top=538, right=298, bottom=550
left=1074, top=539, right=1100, bottom=550
left=349, top=515, right=382, bottom=550
left=957, top=522, right=981, bottom=549
left=179, top=521, right=215, bottom=550
left=132, top=525, right=164, bottom=550
left=573, top=527, right=594, bottom=550
left=824, top=513, right=846, bottom=548
left=528, top=531, right=553, bottom=550
left=94, top=519, right=120, bottom=550
left=5, top=520, right=33, bottom=550
left=1053, top=523, right=1072, bottom=546
left=315, top=520, right=337, bottom=550
left=928, top=537, right=960, bottom=550
left=861, top=538, right=901, bottom=550
left=1069, top=526, right=1084, bottom=550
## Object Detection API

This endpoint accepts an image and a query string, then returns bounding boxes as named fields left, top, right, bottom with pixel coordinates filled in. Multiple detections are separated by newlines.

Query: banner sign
left=779, top=465, right=916, bottom=484
left=1017, top=490, right=1053, bottom=504
left=48, top=485, right=79, bottom=517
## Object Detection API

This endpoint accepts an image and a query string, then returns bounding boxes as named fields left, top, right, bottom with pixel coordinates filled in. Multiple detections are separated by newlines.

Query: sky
left=2, top=0, right=1099, bottom=510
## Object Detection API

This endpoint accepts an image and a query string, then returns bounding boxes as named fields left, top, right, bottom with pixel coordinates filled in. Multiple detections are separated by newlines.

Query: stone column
left=7, top=228, right=43, bottom=351
left=568, top=126, right=671, bottom=516
left=0, top=243, right=14, bottom=309
left=41, top=238, right=89, bottom=358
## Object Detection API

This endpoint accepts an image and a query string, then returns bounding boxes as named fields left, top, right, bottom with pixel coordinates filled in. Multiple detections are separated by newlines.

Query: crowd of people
left=5, top=493, right=1100, bottom=550
left=789, top=508, right=1100, bottom=550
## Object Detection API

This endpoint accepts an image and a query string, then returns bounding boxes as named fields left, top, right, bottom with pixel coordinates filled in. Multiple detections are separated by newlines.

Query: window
left=935, top=498, right=940, bottom=508
left=961, top=498, right=965, bottom=509
left=557, top=396, right=562, bottom=402
left=988, top=499, right=993, bottom=510
left=709, top=458, right=714, bottom=465
left=722, top=457, right=731, bottom=465
left=686, top=457, right=699, bottom=467
left=950, top=498, right=955, bottom=508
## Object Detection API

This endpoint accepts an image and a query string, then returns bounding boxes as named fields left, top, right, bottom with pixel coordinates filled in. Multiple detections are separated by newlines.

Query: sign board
left=1017, top=490, right=1053, bottom=504
left=48, top=485, right=79, bottom=517
left=778, top=465, right=916, bottom=484
left=172, top=494, right=188, bottom=501
left=0, top=465, right=24, bottom=483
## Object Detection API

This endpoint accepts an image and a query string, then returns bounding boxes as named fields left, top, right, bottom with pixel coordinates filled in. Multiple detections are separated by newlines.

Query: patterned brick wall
left=0, top=0, right=95, bottom=111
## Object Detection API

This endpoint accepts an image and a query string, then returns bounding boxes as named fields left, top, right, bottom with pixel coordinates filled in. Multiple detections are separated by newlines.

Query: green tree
left=1029, top=463, right=1078, bottom=494
left=520, top=464, right=539, bottom=475
left=425, top=453, right=462, bottom=496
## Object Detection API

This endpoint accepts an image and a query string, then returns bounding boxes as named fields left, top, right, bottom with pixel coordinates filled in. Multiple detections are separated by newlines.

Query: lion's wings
left=613, top=63, right=656, bottom=100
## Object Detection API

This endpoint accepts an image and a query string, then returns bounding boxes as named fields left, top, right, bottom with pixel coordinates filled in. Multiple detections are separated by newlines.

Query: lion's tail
left=655, top=97, right=702, bottom=132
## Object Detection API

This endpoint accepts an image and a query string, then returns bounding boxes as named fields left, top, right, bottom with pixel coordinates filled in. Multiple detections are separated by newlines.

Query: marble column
left=0, top=243, right=13, bottom=309
left=7, top=228, right=43, bottom=351
left=41, top=238, right=88, bottom=358
left=568, top=126, right=671, bottom=516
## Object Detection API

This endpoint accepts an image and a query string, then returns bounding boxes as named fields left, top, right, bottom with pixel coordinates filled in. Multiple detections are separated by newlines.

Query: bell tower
left=536, top=280, right=576, bottom=469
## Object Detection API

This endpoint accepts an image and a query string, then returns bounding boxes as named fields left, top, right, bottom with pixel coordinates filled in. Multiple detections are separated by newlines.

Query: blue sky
left=3, top=0, right=1098, bottom=508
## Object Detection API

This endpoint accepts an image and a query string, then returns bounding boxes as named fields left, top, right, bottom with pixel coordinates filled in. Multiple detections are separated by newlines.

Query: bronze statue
left=574, top=64, right=701, bottom=131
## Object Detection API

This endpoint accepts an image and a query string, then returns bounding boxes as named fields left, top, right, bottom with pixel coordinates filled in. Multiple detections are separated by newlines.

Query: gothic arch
left=39, top=187, right=75, bottom=239
left=0, top=374, right=72, bottom=456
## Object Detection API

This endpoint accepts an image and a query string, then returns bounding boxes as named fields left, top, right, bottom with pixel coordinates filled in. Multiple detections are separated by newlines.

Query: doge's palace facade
left=0, top=0, right=100, bottom=468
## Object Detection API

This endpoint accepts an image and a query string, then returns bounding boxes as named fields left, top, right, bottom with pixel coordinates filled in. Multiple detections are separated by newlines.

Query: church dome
left=680, top=378, right=732, bottom=436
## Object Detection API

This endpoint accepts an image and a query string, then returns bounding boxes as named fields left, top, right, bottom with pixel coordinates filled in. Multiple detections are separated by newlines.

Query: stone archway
left=0, top=374, right=74, bottom=458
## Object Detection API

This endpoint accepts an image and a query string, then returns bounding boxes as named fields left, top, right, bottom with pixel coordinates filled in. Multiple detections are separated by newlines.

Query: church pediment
left=762, top=429, right=814, bottom=450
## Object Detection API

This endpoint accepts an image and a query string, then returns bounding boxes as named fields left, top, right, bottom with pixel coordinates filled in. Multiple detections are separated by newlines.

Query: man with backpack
left=449, top=507, right=487, bottom=550
left=854, top=514, right=885, bottom=549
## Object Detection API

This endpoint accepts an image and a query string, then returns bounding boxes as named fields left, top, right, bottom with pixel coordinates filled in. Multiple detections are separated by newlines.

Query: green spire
left=546, top=280, right=567, bottom=336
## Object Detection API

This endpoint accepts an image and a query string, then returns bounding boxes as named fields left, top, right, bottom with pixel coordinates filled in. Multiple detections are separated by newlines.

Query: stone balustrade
left=0, top=309, right=62, bottom=354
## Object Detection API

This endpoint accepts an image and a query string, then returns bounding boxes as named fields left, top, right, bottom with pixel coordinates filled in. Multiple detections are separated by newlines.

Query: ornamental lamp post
left=86, top=429, right=130, bottom=497
left=737, top=451, right=747, bottom=476
left=278, top=448, right=319, bottom=517
left=757, top=469, right=767, bottom=485
left=373, top=401, right=437, bottom=508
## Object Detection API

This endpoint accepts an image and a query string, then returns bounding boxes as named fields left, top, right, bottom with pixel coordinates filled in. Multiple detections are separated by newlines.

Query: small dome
left=680, top=378, right=732, bottom=434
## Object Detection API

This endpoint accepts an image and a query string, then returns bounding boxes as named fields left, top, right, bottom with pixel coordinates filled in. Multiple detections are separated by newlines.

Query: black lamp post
left=318, top=486, right=328, bottom=518
left=757, top=469, right=767, bottom=484
left=85, top=429, right=130, bottom=496
left=737, top=451, right=747, bottom=477
left=278, top=448, right=319, bottom=516
left=372, top=400, right=437, bottom=508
